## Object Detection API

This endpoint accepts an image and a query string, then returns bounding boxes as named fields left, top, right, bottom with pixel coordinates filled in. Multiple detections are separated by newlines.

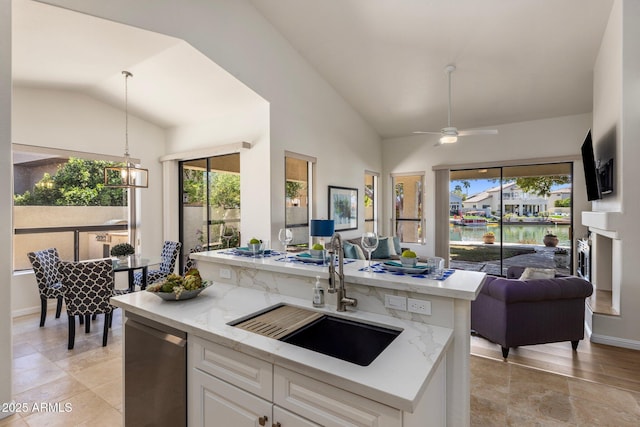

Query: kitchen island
left=112, top=249, right=485, bottom=426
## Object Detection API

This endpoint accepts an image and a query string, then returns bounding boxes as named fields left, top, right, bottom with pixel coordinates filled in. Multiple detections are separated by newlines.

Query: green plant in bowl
left=248, top=238, right=262, bottom=252
left=400, top=250, right=418, bottom=267
left=110, top=243, right=135, bottom=257
left=310, top=243, right=325, bottom=258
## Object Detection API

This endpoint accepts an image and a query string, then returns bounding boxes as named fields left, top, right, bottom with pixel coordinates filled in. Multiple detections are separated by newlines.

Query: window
left=392, top=174, right=424, bottom=243
left=285, top=153, right=314, bottom=248
left=364, top=171, right=378, bottom=234
left=13, top=145, right=131, bottom=271
left=180, top=154, right=240, bottom=271
left=449, top=162, right=573, bottom=276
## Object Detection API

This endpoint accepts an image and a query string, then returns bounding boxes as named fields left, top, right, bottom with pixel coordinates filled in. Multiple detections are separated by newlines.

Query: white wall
left=0, top=0, right=12, bottom=416
left=588, top=0, right=640, bottom=348
left=11, top=86, right=166, bottom=313
left=382, top=113, right=592, bottom=258
left=35, top=0, right=382, bottom=250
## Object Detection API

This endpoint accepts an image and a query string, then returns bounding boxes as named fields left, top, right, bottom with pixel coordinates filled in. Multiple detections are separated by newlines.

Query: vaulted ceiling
left=13, top=0, right=613, bottom=140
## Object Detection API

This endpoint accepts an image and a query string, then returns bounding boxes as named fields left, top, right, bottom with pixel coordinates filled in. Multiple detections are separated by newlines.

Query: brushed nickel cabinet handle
left=258, top=415, right=268, bottom=426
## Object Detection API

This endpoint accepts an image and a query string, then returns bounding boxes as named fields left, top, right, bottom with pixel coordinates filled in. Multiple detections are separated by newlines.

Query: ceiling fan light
left=440, top=135, right=458, bottom=144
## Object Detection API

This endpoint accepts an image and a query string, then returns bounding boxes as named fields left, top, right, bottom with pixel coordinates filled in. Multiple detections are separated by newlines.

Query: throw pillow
left=352, top=244, right=366, bottom=260
left=519, top=267, right=556, bottom=280
left=392, top=236, right=402, bottom=255
left=371, top=237, right=390, bottom=259
left=343, top=242, right=357, bottom=259
left=387, top=237, right=397, bottom=256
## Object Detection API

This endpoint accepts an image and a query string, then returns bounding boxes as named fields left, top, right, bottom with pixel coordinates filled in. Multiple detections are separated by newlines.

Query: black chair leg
left=109, top=310, right=114, bottom=328
left=55, top=297, right=63, bottom=319
left=84, top=315, right=91, bottom=333
left=79, top=315, right=84, bottom=325
left=571, top=340, right=579, bottom=351
left=39, top=297, right=47, bottom=327
left=68, top=315, right=76, bottom=349
left=501, top=346, right=510, bottom=359
left=92, top=314, right=97, bottom=320
left=102, top=313, right=111, bottom=347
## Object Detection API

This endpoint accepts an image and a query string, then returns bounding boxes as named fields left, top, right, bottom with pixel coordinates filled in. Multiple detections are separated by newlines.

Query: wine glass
left=361, top=232, right=379, bottom=273
left=222, top=226, right=236, bottom=249
left=278, top=228, right=293, bottom=261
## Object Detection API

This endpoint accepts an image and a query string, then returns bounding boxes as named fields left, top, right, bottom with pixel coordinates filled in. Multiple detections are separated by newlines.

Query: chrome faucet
left=327, top=232, right=357, bottom=312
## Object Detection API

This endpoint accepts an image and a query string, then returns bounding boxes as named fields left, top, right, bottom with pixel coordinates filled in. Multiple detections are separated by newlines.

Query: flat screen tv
left=580, top=129, right=601, bottom=201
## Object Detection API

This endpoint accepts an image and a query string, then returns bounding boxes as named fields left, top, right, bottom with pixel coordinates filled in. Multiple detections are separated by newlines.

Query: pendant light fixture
left=104, top=70, right=149, bottom=188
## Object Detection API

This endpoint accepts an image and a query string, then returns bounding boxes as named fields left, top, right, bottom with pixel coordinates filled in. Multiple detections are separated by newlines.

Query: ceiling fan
left=413, top=65, right=498, bottom=146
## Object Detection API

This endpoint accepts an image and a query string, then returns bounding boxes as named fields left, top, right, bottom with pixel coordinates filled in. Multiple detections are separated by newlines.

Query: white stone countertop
left=191, top=249, right=486, bottom=300
left=111, top=282, right=453, bottom=412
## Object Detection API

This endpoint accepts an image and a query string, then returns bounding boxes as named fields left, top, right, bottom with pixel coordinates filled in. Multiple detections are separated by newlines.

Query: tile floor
left=2, top=310, right=123, bottom=427
left=3, top=310, right=640, bottom=426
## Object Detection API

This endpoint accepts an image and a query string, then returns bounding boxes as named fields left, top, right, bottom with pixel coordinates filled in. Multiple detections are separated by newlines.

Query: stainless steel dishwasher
left=124, top=312, right=187, bottom=427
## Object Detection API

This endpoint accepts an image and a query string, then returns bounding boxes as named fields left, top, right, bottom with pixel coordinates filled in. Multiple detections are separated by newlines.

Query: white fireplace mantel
left=581, top=211, right=621, bottom=239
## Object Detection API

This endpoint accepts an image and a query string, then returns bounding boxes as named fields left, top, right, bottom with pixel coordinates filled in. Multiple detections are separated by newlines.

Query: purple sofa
left=471, top=266, right=593, bottom=358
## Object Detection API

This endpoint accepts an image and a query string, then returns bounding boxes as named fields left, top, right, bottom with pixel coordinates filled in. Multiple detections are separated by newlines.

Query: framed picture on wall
left=328, top=186, right=358, bottom=231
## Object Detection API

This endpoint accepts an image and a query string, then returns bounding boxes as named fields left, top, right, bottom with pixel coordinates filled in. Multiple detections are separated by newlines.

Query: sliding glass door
left=179, top=154, right=240, bottom=272
left=449, top=163, right=572, bottom=276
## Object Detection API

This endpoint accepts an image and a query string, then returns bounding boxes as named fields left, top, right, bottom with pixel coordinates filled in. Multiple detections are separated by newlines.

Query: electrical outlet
left=385, top=294, right=407, bottom=311
left=407, top=298, right=431, bottom=315
left=219, top=268, right=231, bottom=279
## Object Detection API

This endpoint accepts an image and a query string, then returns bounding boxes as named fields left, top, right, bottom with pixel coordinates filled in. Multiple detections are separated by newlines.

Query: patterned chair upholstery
left=58, top=258, right=115, bottom=349
left=27, top=248, right=64, bottom=327
left=133, top=241, right=182, bottom=288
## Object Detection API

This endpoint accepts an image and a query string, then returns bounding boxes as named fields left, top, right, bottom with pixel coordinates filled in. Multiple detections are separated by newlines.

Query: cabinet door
left=273, top=406, right=321, bottom=427
left=190, top=368, right=271, bottom=427
left=274, top=366, right=401, bottom=427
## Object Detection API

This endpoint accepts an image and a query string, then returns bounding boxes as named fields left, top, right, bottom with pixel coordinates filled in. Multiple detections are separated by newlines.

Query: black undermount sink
left=280, top=315, right=402, bottom=366
left=230, top=304, right=402, bottom=366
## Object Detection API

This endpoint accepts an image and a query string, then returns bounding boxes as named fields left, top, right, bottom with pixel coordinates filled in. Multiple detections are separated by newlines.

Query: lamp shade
left=310, top=219, right=335, bottom=237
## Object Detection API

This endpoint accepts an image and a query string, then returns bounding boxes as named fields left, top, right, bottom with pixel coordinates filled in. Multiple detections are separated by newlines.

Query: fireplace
left=576, top=237, right=591, bottom=282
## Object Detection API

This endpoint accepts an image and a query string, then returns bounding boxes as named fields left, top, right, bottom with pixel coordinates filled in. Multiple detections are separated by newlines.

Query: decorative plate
left=148, top=281, right=211, bottom=301
left=295, top=254, right=329, bottom=264
left=233, top=247, right=271, bottom=256
left=382, top=262, right=432, bottom=275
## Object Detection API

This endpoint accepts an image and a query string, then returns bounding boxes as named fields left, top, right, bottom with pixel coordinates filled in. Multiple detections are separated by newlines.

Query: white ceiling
left=12, top=0, right=613, bottom=140
left=12, top=0, right=264, bottom=129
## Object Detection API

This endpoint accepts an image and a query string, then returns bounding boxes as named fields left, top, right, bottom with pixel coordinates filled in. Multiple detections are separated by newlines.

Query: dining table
left=112, top=255, right=163, bottom=292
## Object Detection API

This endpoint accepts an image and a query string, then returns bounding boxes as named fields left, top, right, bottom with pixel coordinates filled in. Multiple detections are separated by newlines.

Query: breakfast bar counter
left=112, top=249, right=485, bottom=426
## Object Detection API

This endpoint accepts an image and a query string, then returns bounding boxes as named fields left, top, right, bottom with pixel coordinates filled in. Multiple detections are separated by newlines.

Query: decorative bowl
left=247, top=242, right=263, bottom=253
left=400, top=256, right=418, bottom=267
left=147, top=281, right=211, bottom=301
left=309, top=249, right=325, bottom=259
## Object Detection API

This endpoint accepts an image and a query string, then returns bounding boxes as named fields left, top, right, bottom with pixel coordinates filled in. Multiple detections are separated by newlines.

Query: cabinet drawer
left=274, top=366, right=401, bottom=427
left=189, top=336, right=273, bottom=400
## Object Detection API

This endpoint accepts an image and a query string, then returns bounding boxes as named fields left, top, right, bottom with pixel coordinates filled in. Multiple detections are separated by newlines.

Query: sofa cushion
left=343, top=242, right=358, bottom=259
left=386, top=237, right=398, bottom=257
left=480, top=275, right=593, bottom=303
left=519, top=267, right=556, bottom=280
left=392, top=236, right=402, bottom=255
left=371, top=237, right=391, bottom=259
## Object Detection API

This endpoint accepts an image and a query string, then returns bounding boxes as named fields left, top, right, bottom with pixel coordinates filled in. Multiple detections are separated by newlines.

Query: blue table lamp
left=310, top=219, right=335, bottom=248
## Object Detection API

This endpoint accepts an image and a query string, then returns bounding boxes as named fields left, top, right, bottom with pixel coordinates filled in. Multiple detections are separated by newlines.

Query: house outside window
left=285, top=153, right=315, bottom=248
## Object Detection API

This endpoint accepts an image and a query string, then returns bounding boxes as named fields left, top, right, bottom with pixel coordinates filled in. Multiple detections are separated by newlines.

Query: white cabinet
left=190, top=368, right=271, bottom=427
left=189, top=335, right=442, bottom=427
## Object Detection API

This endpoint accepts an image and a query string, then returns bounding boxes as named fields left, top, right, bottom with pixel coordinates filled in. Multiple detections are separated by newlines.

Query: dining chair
left=58, top=258, right=115, bottom=349
left=133, top=241, right=182, bottom=289
left=27, top=248, right=64, bottom=327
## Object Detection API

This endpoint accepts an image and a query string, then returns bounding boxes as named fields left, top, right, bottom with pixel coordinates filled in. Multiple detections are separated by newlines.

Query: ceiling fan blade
left=457, top=129, right=499, bottom=136
left=413, top=131, right=442, bottom=135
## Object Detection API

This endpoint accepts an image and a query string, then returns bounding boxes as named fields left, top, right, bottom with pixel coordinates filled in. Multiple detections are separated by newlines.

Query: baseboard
left=590, top=332, right=640, bottom=351
left=12, top=306, right=41, bottom=318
